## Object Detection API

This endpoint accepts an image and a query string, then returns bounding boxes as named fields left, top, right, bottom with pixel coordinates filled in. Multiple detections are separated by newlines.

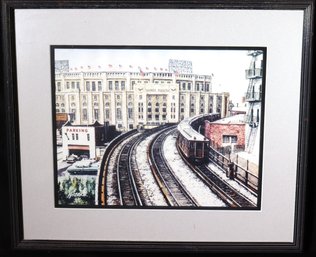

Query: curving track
left=149, top=127, right=199, bottom=207
left=100, top=125, right=172, bottom=206
left=116, top=135, right=144, bottom=206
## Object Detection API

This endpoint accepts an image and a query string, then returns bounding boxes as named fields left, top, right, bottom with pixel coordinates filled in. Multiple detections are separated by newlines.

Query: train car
left=177, top=118, right=209, bottom=163
left=177, top=114, right=221, bottom=163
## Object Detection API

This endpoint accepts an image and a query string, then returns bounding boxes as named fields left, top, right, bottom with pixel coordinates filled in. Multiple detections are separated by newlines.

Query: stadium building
left=55, top=60, right=230, bottom=131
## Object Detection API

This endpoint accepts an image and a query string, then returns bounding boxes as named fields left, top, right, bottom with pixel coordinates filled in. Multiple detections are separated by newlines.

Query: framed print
left=1, top=0, right=314, bottom=253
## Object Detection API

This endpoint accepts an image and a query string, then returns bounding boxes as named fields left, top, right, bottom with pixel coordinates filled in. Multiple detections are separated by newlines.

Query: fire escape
left=245, top=50, right=262, bottom=153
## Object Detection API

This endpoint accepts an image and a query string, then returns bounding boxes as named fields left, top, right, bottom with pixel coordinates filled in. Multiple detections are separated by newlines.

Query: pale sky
left=54, top=48, right=253, bottom=103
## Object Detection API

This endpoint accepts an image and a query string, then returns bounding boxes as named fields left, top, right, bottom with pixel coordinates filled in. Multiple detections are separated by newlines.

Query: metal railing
left=245, top=68, right=262, bottom=79
left=208, top=146, right=259, bottom=194
left=245, top=91, right=262, bottom=101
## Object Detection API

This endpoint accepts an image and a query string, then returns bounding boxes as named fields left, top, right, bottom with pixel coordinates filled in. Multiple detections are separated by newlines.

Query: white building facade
left=55, top=70, right=229, bottom=131
left=62, top=125, right=97, bottom=159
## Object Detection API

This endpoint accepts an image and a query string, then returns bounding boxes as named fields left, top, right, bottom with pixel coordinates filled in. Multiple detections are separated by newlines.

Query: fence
left=209, top=146, right=259, bottom=194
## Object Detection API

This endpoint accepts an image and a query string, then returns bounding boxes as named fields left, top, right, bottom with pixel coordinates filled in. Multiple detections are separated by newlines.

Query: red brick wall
left=204, top=121, right=245, bottom=147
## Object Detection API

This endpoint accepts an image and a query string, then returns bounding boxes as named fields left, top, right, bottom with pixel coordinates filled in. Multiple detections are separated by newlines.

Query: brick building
left=204, top=114, right=245, bottom=153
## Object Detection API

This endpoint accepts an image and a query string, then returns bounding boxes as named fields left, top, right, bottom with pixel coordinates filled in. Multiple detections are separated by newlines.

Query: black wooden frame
left=0, top=0, right=314, bottom=254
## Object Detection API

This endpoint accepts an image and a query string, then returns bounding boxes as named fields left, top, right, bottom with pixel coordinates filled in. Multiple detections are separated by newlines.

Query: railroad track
left=149, top=127, right=199, bottom=207
left=101, top=124, right=173, bottom=206
left=116, top=135, right=144, bottom=206
left=195, top=164, right=256, bottom=208
left=177, top=142, right=255, bottom=208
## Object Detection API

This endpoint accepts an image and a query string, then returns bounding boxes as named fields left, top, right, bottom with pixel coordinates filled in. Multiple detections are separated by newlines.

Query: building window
left=87, top=134, right=90, bottom=141
left=131, top=81, right=135, bottom=90
left=98, top=81, right=102, bottom=91
left=115, top=81, right=119, bottom=90
left=129, top=124, right=133, bottom=129
left=92, top=81, right=96, bottom=91
left=94, top=109, right=99, bottom=120
left=121, top=81, right=125, bottom=90
left=71, top=109, right=76, bottom=121
left=72, top=134, right=75, bottom=140
left=71, top=82, right=75, bottom=89
left=83, top=109, right=88, bottom=120
left=76, top=82, right=80, bottom=89
left=128, top=108, right=133, bottom=119
left=66, top=82, right=70, bottom=89
left=105, top=109, right=110, bottom=119
left=138, top=103, right=143, bottom=113
left=147, top=114, right=152, bottom=120
left=57, top=82, right=61, bottom=91
left=188, top=82, right=191, bottom=90
left=108, top=81, right=113, bottom=90
left=148, top=108, right=152, bottom=113
left=182, top=82, right=186, bottom=90
left=75, top=134, right=78, bottom=140
left=223, top=135, right=237, bottom=144
left=116, top=108, right=122, bottom=120
left=155, top=114, right=159, bottom=120
left=86, top=81, right=90, bottom=91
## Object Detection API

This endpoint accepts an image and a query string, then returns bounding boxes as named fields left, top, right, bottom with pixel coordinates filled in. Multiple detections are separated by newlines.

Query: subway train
left=177, top=114, right=220, bottom=163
